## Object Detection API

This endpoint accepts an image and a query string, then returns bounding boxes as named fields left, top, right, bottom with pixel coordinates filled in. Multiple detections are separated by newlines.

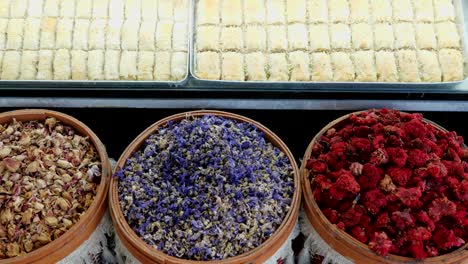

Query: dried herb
left=116, top=115, right=294, bottom=260
left=0, top=118, right=101, bottom=259
left=307, top=109, right=468, bottom=258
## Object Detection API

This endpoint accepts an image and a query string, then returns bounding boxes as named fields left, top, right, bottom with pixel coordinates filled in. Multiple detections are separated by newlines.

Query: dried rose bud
left=52, top=229, right=65, bottom=240
left=18, top=134, right=30, bottom=145
left=0, top=209, right=13, bottom=224
left=25, top=160, right=41, bottom=173
left=36, top=179, right=47, bottom=189
left=56, top=198, right=71, bottom=211
left=62, top=174, right=72, bottom=183
left=45, top=216, right=58, bottom=228
left=23, top=240, right=33, bottom=253
left=44, top=118, right=58, bottom=130
left=83, top=183, right=96, bottom=192
left=0, top=117, right=100, bottom=259
left=3, top=158, right=20, bottom=172
left=57, top=160, right=72, bottom=169
left=0, top=146, right=11, bottom=158
left=21, top=209, right=33, bottom=225
left=0, top=225, right=6, bottom=237
left=5, top=243, right=19, bottom=258
left=62, top=219, right=73, bottom=228
left=9, top=173, right=20, bottom=182
left=36, top=233, right=51, bottom=244
left=33, top=202, right=44, bottom=211
left=61, top=191, right=72, bottom=202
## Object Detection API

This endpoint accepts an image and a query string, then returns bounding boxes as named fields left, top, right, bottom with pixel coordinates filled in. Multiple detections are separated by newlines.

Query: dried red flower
left=388, top=167, right=412, bottom=187
left=353, top=126, right=371, bottom=138
left=457, top=180, right=468, bottom=202
left=387, top=148, right=408, bottom=168
left=362, top=189, right=387, bottom=215
left=307, top=159, right=328, bottom=174
left=408, top=240, right=427, bottom=259
left=349, top=137, right=372, bottom=154
left=368, top=232, right=393, bottom=256
left=391, top=211, right=415, bottom=230
left=407, top=227, right=432, bottom=241
left=359, top=164, right=384, bottom=190
left=375, top=212, right=390, bottom=228
left=428, top=198, right=457, bottom=222
left=334, top=170, right=360, bottom=195
left=402, top=119, right=427, bottom=139
left=307, top=109, right=468, bottom=258
left=395, top=187, right=423, bottom=208
left=407, top=149, right=430, bottom=168
left=443, top=160, right=464, bottom=178
left=427, top=161, right=448, bottom=178
left=372, top=134, right=386, bottom=150
left=341, top=206, right=365, bottom=228
left=416, top=211, right=435, bottom=231
left=433, top=227, right=465, bottom=250
left=330, top=141, right=348, bottom=157
left=351, top=226, right=368, bottom=243
left=322, top=209, right=339, bottom=224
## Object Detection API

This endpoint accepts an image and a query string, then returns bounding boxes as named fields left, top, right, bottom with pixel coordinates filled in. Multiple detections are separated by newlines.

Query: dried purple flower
left=116, top=115, right=294, bottom=260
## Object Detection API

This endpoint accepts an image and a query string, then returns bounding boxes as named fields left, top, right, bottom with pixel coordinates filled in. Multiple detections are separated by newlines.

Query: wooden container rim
left=300, top=110, right=468, bottom=264
left=109, top=110, right=301, bottom=264
left=0, top=109, right=110, bottom=264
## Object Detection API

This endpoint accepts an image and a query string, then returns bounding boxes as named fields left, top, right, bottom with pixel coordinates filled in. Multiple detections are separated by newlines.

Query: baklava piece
left=154, top=51, right=172, bottom=80
left=439, top=49, right=464, bottom=81
left=268, top=53, right=289, bottom=81
left=331, top=52, right=355, bottom=81
left=417, top=50, right=442, bottom=82
left=196, top=52, right=220, bottom=80
left=72, top=50, right=89, bottom=80
left=221, top=27, right=243, bottom=51
left=415, top=23, right=437, bottom=50
left=289, top=51, right=310, bottom=81
left=352, top=23, right=373, bottom=50
left=245, top=26, right=266, bottom=51
left=311, top=53, right=333, bottom=81
left=309, top=24, right=331, bottom=51
left=396, top=50, right=421, bottom=82
left=330, top=24, right=351, bottom=50
left=374, top=23, right=394, bottom=50
left=197, top=26, right=220, bottom=51
left=245, top=52, right=267, bottom=81
left=222, top=52, right=244, bottom=81
left=435, top=22, right=461, bottom=49
left=353, top=51, right=377, bottom=82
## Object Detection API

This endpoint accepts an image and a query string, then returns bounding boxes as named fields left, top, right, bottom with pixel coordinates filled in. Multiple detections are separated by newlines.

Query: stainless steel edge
left=2, top=97, right=468, bottom=112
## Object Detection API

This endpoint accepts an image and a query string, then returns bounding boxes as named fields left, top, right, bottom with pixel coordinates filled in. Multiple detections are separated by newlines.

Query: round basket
left=109, top=110, right=301, bottom=264
left=0, top=109, right=110, bottom=264
left=301, top=110, right=468, bottom=264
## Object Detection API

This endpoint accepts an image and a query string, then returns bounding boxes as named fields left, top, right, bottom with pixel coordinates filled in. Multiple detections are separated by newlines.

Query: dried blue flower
left=116, top=115, right=294, bottom=260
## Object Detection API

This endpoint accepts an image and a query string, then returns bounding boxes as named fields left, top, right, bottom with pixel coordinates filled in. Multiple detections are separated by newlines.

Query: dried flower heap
left=116, top=115, right=294, bottom=260
left=307, top=109, right=468, bottom=258
left=0, top=118, right=101, bottom=259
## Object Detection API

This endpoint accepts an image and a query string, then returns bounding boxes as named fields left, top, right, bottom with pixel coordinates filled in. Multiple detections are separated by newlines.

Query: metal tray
left=0, top=0, right=194, bottom=90
left=189, top=0, right=468, bottom=91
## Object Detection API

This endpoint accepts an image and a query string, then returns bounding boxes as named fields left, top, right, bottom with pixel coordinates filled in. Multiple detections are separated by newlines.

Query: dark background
left=1, top=108, right=465, bottom=163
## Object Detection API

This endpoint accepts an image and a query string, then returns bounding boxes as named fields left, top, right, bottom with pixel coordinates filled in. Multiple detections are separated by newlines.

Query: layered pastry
left=195, top=0, right=465, bottom=82
left=0, top=0, right=189, bottom=81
